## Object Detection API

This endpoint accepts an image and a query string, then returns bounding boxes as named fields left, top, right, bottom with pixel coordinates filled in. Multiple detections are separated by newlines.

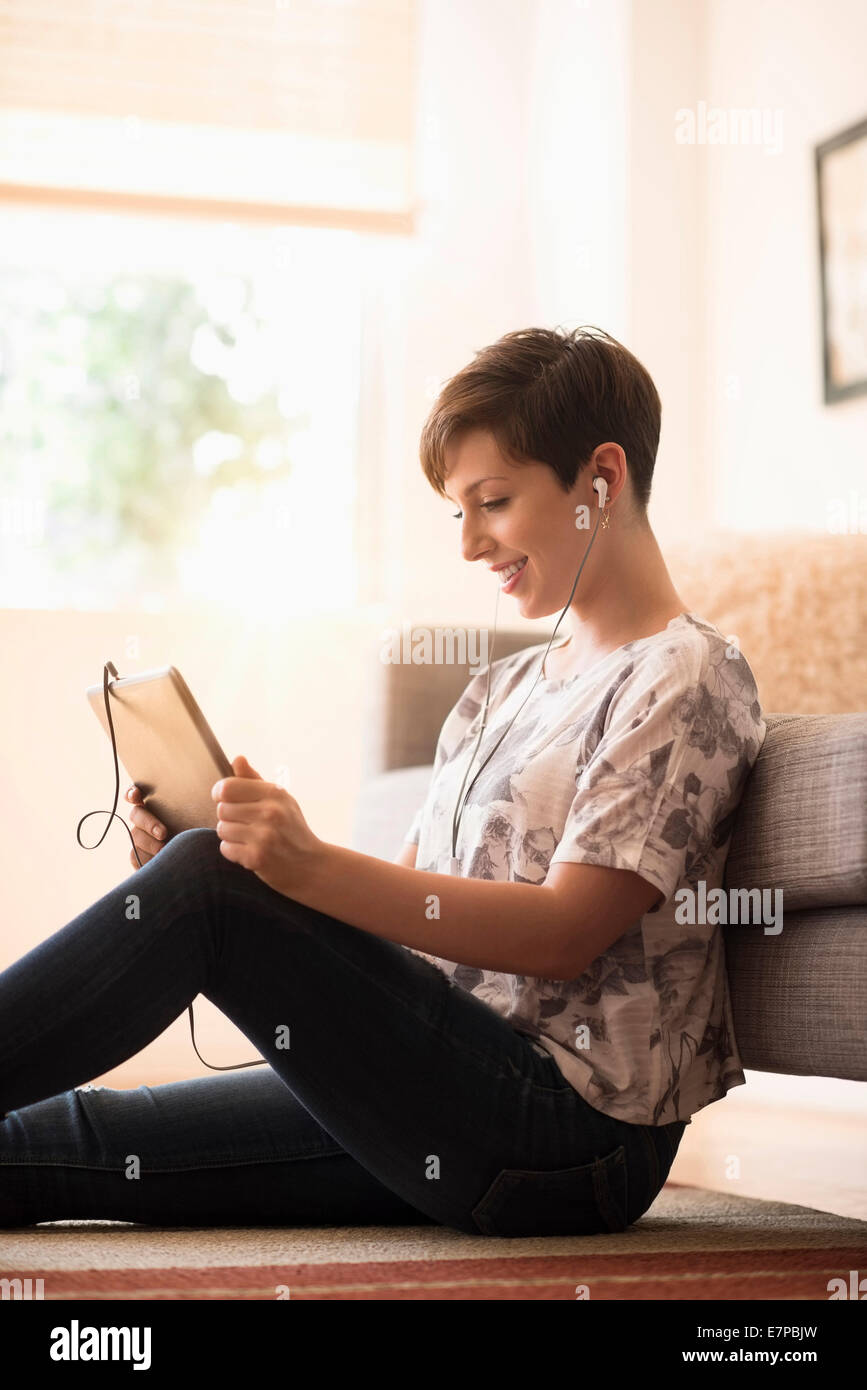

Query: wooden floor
left=669, top=1076, right=867, bottom=1221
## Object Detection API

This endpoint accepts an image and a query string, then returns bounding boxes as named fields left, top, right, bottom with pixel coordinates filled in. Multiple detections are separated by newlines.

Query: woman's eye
left=451, top=499, right=508, bottom=519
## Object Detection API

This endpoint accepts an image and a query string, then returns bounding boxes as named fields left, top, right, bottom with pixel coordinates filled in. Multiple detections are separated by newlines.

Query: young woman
left=0, top=326, right=766, bottom=1238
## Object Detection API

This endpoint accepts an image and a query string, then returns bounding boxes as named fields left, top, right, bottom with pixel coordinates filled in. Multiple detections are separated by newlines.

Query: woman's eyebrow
left=444, top=474, right=509, bottom=504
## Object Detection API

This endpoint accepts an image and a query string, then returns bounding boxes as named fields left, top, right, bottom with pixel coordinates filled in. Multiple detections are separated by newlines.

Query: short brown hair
left=419, top=324, right=662, bottom=513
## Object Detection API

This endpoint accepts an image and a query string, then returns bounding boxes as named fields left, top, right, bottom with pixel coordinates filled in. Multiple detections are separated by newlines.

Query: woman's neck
left=546, top=523, right=687, bottom=678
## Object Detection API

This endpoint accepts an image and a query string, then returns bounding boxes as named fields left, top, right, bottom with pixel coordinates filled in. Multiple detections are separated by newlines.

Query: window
left=0, top=206, right=364, bottom=615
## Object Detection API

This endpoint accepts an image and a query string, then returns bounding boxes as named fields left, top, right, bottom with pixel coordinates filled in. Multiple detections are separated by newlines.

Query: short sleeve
left=548, top=639, right=754, bottom=908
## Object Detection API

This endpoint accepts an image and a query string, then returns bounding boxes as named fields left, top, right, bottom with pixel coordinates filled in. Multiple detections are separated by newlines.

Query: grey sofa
left=351, top=627, right=867, bottom=1085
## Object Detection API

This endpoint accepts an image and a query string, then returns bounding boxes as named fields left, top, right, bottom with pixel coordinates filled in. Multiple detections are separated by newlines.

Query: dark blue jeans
left=0, top=829, right=686, bottom=1236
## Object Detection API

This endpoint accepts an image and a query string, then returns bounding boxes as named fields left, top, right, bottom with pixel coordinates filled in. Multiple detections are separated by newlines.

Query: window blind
left=0, top=0, right=417, bottom=231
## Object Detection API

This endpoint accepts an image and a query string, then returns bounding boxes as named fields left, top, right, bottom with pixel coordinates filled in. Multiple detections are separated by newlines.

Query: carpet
left=2, top=1183, right=865, bottom=1300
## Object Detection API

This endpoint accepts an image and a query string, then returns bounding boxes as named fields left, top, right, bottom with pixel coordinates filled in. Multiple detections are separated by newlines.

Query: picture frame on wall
left=815, top=115, right=867, bottom=404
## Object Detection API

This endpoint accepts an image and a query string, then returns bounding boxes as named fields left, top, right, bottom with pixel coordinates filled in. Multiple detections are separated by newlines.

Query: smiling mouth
left=496, top=556, right=528, bottom=585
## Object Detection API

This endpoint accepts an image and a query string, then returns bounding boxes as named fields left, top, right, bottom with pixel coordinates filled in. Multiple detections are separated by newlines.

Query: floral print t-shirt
left=403, top=612, right=766, bottom=1126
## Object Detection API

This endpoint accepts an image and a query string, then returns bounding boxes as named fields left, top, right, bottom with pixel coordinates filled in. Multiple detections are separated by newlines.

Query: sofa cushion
left=724, top=713, right=867, bottom=910
left=725, top=905, right=866, bottom=1080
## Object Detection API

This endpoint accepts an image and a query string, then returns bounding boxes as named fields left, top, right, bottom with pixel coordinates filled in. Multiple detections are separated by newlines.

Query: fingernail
left=153, top=825, right=164, bottom=839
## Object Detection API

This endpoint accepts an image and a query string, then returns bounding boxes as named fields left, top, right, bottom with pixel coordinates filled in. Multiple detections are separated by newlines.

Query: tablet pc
left=86, top=666, right=233, bottom=836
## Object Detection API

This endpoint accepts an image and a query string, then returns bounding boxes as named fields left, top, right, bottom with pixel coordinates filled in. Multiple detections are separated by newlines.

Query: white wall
left=384, top=0, right=536, bottom=630
left=703, top=0, right=867, bottom=532
left=526, top=0, right=630, bottom=338
left=628, top=0, right=710, bottom=540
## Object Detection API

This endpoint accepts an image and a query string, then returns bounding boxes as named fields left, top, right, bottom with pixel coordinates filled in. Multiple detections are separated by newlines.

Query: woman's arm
left=292, top=842, right=660, bottom=980
left=213, top=758, right=660, bottom=979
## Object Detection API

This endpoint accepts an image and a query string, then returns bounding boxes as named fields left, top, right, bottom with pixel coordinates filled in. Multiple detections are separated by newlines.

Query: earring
left=601, top=506, right=611, bottom=531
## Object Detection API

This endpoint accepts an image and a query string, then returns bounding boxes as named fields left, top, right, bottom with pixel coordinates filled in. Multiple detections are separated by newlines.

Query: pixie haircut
left=419, top=325, right=662, bottom=514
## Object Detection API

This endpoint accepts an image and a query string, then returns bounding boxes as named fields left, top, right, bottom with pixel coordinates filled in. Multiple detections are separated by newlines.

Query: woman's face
left=443, top=428, right=598, bottom=621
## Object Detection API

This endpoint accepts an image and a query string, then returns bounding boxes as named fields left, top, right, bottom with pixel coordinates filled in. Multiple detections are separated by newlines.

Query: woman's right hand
left=126, top=785, right=170, bottom=868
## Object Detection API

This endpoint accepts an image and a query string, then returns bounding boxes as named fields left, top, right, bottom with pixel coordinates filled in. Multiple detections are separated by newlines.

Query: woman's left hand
left=212, top=755, right=322, bottom=897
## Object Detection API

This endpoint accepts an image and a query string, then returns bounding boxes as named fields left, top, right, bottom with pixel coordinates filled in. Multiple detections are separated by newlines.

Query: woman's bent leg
left=0, top=829, right=675, bottom=1235
left=0, top=1068, right=437, bottom=1228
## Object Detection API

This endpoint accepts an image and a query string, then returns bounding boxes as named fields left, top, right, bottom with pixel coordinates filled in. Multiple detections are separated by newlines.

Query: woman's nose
left=460, top=520, right=491, bottom=565
left=462, top=537, right=491, bottom=566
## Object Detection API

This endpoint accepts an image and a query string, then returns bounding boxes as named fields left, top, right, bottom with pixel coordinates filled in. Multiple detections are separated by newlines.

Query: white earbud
left=592, top=475, right=608, bottom=509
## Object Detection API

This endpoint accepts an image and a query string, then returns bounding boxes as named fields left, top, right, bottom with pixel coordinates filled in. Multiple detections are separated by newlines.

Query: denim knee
left=157, top=826, right=223, bottom=873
